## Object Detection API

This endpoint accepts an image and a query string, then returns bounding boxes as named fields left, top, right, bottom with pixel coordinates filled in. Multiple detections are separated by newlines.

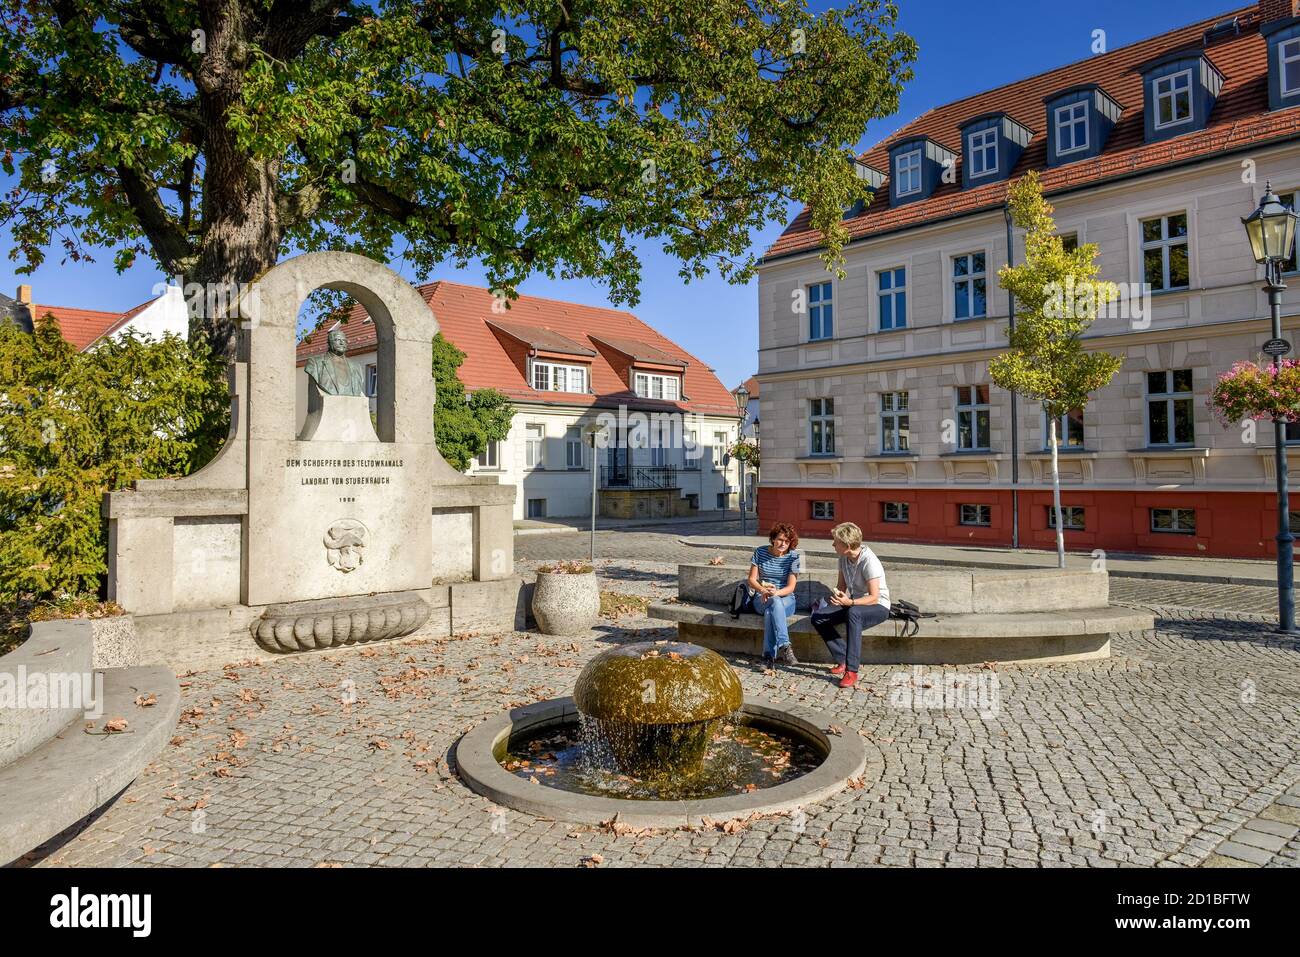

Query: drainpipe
left=1004, top=202, right=1020, bottom=550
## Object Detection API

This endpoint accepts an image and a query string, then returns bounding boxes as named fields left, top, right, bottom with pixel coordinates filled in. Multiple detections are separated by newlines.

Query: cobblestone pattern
left=8, top=532, right=1297, bottom=869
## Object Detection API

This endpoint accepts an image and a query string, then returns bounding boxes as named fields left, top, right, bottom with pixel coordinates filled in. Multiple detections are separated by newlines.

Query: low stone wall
left=679, top=563, right=1109, bottom=614
left=0, top=619, right=93, bottom=767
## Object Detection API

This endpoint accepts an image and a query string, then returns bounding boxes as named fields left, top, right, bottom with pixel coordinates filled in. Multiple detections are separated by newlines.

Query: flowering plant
left=1208, top=358, right=1300, bottom=427
left=727, top=437, right=760, bottom=468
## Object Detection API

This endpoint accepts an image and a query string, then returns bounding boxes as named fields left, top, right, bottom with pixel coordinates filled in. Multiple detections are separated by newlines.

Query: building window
left=525, top=424, right=545, bottom=468
left=633, top=371, right=680, bottom=400
left=882, top=502, right=909, bottom=524
left=1290, top=509, right=1300, bottom=534
left=880, top=391, right=910, bottom=453
left=810, top=398, right=835, bottom=455
left=365, top=363, right=378, bottom=398
left=895, top=148, right=922, bottom=196
left=1146, top=370, right=1194, bottom=447
left=532, top=360, right=588, bottom=394
left=959, top=504, right=992, bottom=527
left=808, top=281, right=833, bottom=341
left=1055, top=101, right=1089, bottom=155
left=713, top=430, right=729, bottom=469
left=968, top=127, right=998, bottom=178
left=683, top=430, right=700, bottom=468
left=1279, top=191, right=1299, bottom=274
left=1287, top=421, right=1300, bottom=445
left=716, top=492, right=729, bottom=509
left=1150, top=507, right=1196, bottom=535
left=650, top=421, right=668, bottom=467
left=565, top=426, right=584, bottom=469
left=955, top=385, right=991, bottom=451
left=1283, top=38, right=1300, bottom=97
left=476, top=441, right=500, bottom=470
left=1059, top=232, right=1079, bottom=253
left=1046, top=506, right=1085, bottom=531
left=1153, top=70, right=1192, bottom=129
left=811, top=501, right=835, bottom=520
left=1141, top=213, right=1189, bottom=291
left=1044, top=409, right=1084, bottom=449
left=953, top=252, right=987, bottom=320
left=878, top=267, right=907, bottom=330
left=527, top=498, right=547, bottom=519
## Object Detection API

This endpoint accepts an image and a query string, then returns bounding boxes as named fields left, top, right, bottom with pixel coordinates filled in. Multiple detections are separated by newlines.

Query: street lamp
left=1242, top=182, right=1300, bottom=634
left=734, top=385, right=750, bottom=536
left=583, top=423, right=607, bottom=564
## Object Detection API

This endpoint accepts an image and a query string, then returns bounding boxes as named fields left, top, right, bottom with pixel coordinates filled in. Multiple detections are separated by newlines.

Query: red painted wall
left=756, top=486, right=1299, bottom=559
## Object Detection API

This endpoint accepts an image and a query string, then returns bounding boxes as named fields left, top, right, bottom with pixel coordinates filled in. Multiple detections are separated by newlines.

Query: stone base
left=252, top=591, right=431, bottom=653
left=131, top=577, right=527, bottom=671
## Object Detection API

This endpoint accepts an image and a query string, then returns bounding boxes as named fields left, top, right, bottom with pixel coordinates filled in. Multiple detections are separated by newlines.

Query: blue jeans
left=750, top=591, right=796, bottom=657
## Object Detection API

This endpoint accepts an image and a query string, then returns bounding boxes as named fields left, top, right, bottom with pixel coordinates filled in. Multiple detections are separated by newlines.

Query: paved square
left=13, top=529, right=1300, bottom=868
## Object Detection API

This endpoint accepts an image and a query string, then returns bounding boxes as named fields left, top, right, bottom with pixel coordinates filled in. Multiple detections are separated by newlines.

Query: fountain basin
left=456, top=696, right=875, bottom=828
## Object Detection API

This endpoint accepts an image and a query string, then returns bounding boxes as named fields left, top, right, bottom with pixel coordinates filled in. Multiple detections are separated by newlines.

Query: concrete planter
left=531, top=570, right=600, bottom=635
left=88, top=614, right=139, bottom=668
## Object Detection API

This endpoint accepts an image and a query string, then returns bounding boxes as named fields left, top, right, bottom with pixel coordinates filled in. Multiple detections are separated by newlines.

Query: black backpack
left=888, top=599, right=932, bottom=638
left=729, top=582, right=750, bottom=619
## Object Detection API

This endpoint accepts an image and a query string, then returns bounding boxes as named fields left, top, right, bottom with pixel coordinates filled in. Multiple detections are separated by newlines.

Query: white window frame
left=1282, top=38, right=1300, bottom=97
left=650, top=420, right=669, bottom=468
left=894, top=148, right=922, bottom=196
left=959, top=504, right=992, bottom=527
left=713, top=431, right=729, bottom=469
left=1153, top=69, right=1193, bottom=130
left=967, top=127, right=998, bottom=178
left=955, top=385, right=991, bottom=451
left=633, top=371, right=681, bottom=401
left=565, top=426, right=584, bottom=470
left=809, top=398, right=835, bottom=456
left=476, top=440, right=500, bottom=470
left=1055, top=101, right=1089, bottom=156
left=877, top=266, right=907, bottom=331
left=1145, top=369, right=1195, bottom=448
left=1150, top=507, right=1196, bottom=535
left=807, top=281, right=833, bottom=341
left=882, top=502, right=909, bottom=524
left=880, top=391, right=910, bottom=453
left=525, top=424, right=545, bottom=469
left=532, top=360, right=588, bottom=394
left=811, top=501, right=835, bottom=520
left=1140, top=212, right=1190, bottom=292
left=952, top=251, right=987, bottom=320
left=365, top=363, right=378, bottom=398
left=1043, top=409, right=1085, bottom=450
left=1047, top=505, right=1086, bottom=531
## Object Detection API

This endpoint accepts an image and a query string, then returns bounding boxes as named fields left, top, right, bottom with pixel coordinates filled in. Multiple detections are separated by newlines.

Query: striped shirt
left=751, top=546, right=803, bottom=588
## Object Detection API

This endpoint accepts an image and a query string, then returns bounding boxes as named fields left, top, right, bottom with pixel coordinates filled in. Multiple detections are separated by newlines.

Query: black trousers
left=810, top=603, right=890, bottom=673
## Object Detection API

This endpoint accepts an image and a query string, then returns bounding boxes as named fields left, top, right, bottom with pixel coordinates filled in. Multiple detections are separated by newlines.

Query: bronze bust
left=305, top=327, right=368, bottom=397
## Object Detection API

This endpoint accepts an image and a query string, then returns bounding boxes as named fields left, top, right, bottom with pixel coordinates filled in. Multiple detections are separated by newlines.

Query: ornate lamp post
left=734, top=384, right=750, bottom=536
left=1242, top=182, right=1300, bottom=634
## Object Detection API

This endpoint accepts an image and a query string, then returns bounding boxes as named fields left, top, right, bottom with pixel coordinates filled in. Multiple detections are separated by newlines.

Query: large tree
left=0, top=0, right=916, bottom=361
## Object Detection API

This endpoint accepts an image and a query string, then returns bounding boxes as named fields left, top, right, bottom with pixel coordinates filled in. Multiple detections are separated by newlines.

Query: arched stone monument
left=104, top=252, right=521, bottom=669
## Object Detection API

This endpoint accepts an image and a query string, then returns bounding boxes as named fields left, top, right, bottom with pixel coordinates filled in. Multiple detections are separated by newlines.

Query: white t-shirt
left=840, top=546, right=890, bottom=610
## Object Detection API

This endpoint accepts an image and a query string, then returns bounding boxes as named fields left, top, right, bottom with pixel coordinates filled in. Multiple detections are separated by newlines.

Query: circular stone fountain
left=456, top=640, right=875, bottom=827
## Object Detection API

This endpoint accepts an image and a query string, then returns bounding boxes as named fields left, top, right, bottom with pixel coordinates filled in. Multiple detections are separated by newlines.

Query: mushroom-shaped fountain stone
left=573, top=640, right=743, bottom=779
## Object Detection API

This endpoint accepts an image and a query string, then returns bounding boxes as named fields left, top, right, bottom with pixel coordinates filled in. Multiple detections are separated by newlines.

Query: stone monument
left=103, top=252, right=522, bottom=669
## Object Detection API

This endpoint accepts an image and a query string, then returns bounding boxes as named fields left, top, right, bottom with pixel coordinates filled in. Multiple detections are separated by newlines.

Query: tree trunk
left=190, top=0, right=286, bottom=364
left=1049, top=417, right=1065, bottom=569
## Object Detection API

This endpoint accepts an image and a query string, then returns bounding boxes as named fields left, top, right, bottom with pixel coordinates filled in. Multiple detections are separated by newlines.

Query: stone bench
left=647, top=564, right=1154, bottom=665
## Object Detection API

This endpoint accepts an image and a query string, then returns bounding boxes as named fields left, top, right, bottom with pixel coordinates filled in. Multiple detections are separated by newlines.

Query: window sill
left=941, top=450, right=999, bottom=457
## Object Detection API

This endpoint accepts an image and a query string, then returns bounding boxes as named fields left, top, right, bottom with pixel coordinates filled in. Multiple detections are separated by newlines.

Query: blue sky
left=1, top=0, right=1241, bottom=390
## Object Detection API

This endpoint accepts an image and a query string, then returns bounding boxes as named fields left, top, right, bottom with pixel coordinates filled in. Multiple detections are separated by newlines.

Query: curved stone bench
left=0, top=620, right=181, bottom=865
left=647, top=564, right=1153, bottom=665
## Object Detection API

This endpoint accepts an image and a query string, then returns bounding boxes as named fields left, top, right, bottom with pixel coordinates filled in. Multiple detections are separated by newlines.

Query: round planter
left=531, top=571, right=600, bottom=635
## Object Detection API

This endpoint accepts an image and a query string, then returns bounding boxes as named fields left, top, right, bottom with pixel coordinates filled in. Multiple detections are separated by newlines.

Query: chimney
left=16, top=284, right=30, bottom=304
left=1259, top=0, right=1299, bottom=22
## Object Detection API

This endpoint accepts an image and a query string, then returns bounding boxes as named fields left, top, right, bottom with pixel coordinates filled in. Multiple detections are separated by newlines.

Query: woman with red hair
left=746, top=522, right=803, bottom=667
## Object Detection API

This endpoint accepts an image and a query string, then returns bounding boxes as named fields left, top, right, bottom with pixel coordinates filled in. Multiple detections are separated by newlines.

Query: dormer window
left=1263, top=18, right=1300, bottom=111
left=1283, top=38, right=1300, bottom=96
left=894, top=149, right=922, bottom=196
left=1055, top=101, right=1089, bottom=155
left=1154, top=70, right=1193, bottom=130
left=967, top=128, right=998, bottom=178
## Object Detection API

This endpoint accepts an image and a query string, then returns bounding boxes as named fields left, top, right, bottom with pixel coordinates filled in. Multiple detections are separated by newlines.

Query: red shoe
left=837, top=671, right=858, bottom=689
left=829, top=663, right=846, bottom=677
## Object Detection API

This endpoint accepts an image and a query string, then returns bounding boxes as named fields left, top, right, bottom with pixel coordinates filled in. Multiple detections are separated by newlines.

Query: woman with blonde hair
left=810, top=522, right=890, bottom=689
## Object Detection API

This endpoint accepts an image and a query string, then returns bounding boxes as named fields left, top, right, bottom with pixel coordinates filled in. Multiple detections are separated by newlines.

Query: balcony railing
left=600, top=465, right=680, bottom=490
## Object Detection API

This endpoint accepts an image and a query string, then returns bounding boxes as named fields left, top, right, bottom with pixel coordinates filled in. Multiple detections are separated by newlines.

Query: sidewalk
left=680, top=534, right=1291, bottom=586
left=514, top=510, right=757, bottom=536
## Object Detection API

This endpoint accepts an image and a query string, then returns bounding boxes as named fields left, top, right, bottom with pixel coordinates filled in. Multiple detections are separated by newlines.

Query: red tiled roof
left=32, top=296, right=157, bottom=351
left=296, top=280, right=740, bottom=417
left=766, top=4, right=1297, bottom=260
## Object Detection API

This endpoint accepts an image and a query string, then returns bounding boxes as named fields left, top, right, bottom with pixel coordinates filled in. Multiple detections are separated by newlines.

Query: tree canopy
left=1, top=0, right=917, bottom=360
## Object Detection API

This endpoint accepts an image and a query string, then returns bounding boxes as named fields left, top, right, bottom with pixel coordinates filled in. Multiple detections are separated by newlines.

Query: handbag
left=728, top=582, right=750, bottom=619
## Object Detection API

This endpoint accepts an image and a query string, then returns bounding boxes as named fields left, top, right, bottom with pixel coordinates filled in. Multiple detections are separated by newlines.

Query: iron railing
left=599, top=465, right=680, bottom=489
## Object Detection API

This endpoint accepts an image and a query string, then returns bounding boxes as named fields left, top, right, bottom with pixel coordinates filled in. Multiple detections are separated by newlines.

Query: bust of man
left=305, top=327, right=368, bottom=397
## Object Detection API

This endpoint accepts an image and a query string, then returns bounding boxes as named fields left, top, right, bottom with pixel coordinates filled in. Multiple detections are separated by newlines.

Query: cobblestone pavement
left=12, top=531, right=1299, bottom=869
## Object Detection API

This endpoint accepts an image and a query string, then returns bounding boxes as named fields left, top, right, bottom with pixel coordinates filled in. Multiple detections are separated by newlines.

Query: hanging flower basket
left=1208, top=359, right=1300, bottom=426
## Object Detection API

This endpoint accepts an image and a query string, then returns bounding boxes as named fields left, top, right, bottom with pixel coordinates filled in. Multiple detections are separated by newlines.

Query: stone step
left=0, top=619, right=95, bottom=768
left=0, top=665, right=181, bottom=865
